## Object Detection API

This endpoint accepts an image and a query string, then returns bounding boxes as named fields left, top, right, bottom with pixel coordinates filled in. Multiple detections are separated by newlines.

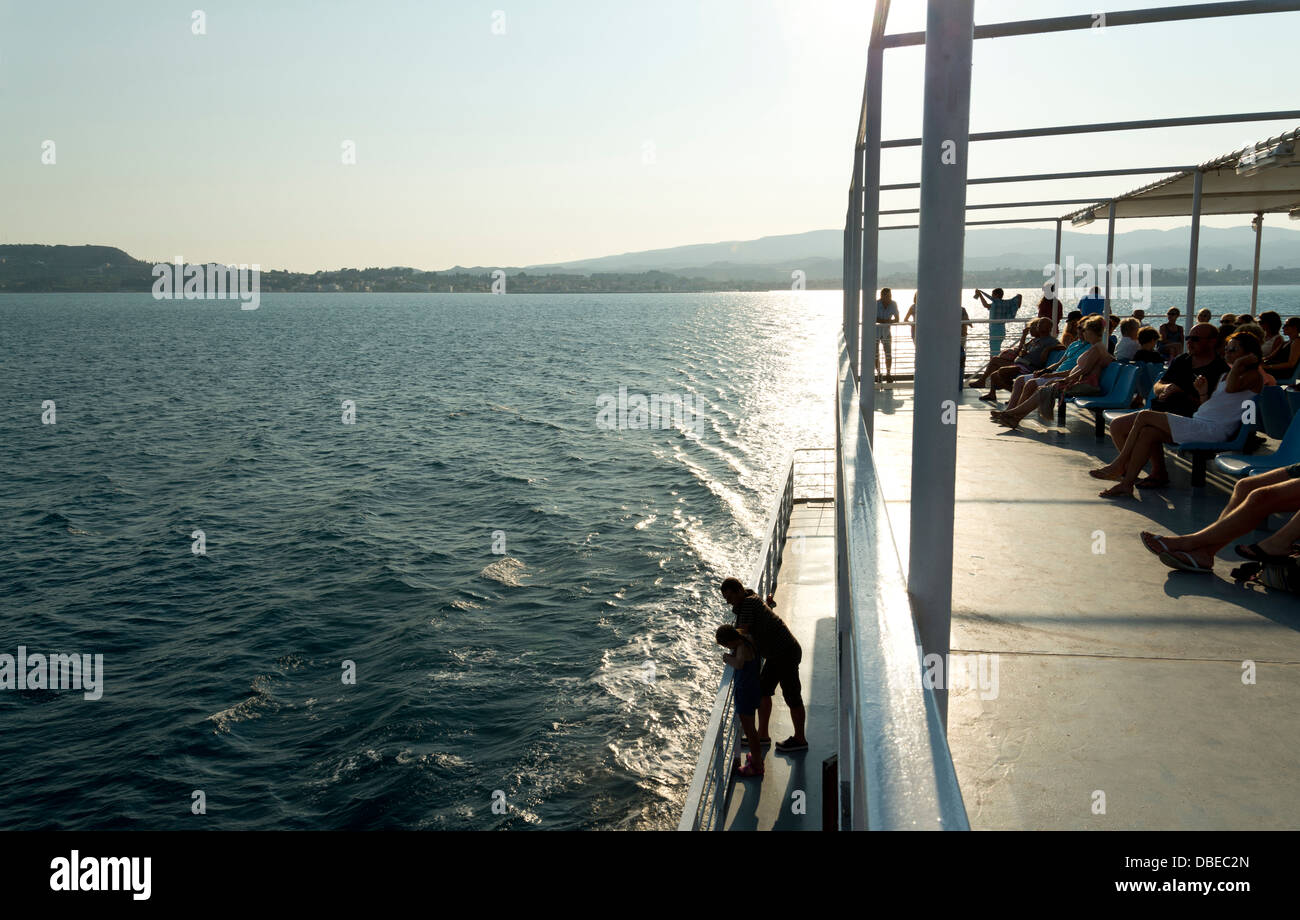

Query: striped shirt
left=733, top=591, right=800, bottom=660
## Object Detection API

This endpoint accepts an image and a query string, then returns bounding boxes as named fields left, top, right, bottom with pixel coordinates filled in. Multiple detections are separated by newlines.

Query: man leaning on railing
left=719, top=577, right=808, bottom=760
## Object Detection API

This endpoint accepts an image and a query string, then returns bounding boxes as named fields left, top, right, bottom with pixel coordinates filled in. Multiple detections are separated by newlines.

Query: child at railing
left=715, top=624, right=764, bottom=777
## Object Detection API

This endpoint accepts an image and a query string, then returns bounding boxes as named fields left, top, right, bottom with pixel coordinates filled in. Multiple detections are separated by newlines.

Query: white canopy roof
left=1064, top=127, right=1300, bottom=222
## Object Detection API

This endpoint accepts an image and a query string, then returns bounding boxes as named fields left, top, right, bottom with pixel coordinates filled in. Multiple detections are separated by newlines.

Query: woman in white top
left=1090, top=331, right=1265, bottom=499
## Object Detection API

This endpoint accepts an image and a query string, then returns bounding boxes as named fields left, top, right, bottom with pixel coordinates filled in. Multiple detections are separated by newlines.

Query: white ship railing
left=835, top=336, right=969, bottom=829
left=677, top=448, right=829, bottom=831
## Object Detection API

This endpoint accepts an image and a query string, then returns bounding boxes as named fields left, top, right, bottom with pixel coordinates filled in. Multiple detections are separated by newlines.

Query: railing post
left=1052, top=218, right=1063, bottom=333
left=1250, top=212, right=1263, bottom=316
left=860, top=30, right=885, bottom=440
left=1104, top=201, right=1116, bottom=328
left=909, top=0, right=974, bottom=730
left=1185, top=169, right=1203, bottom=335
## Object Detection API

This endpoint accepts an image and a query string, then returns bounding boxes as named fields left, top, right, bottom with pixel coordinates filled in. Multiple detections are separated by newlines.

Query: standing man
left=974, top=287, right=1022, bottom=357
left=1037, top=285, right=1065, bottom=336
left=875, top=287, right=900, bottom=384
left=1078, top=285, right=1105, bottom=317
left=719, top=578, right=808, bottom=754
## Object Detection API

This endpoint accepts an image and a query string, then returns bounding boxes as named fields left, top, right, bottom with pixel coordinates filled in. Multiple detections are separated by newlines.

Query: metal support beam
left=1186, top=169, right=1204, bottom=333
left=843, top=210, right=851, bottom=364
left=881, top=2, right=1300, bottom=48
left=879, top=165, right=1197, bottom=191
left=882, top=110, right=1300, bottom=149
left=860, top=32, right=885, bottom=442
left=1251, top=212, right=1264, bottom=315
left=881, top=216, right=1076, bottom=229
left=880, top=197, right=1102, bottom=215
left=849, top=177, right=863, bottom=383
left=909, top=0, right=973, bottom=731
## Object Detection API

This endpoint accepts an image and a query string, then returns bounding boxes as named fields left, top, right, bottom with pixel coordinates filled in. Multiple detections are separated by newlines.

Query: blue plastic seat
left=1214, top=411, right=1300, bottom=478
left=1175, top=395, right=1260, bottom=487
left=1256, top=385, right=1297, bottom=440
left=1069, top=364, right=1141, bottom=436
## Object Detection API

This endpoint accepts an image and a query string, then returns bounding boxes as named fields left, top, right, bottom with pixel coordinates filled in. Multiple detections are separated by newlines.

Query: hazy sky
left=2, top=0, right=1297, bottom=271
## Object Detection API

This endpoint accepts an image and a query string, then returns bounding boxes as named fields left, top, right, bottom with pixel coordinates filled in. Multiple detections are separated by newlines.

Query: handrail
left=835, top=334, right=970, bottom=829
left=678, top=451, right=799, bottom=831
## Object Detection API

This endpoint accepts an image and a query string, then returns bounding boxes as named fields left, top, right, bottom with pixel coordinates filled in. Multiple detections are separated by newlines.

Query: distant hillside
left=515, top=225, right=1300, bottom=281
left=4, top=231, right=1300, bottom=294
left=0, top=245, right=155, bottom=291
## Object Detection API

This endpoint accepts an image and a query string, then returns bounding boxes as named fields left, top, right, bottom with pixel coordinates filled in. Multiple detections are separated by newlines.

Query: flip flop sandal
left=735, top=755, right=764, bottom=778
left=1234, top=543, right=1293, bottom=565
left=1139, top=531, right=1171, bottom=558
left=1158, top=550, right=1213, bottom=573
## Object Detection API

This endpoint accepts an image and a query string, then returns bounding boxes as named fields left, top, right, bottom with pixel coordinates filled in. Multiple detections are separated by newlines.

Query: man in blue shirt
left=875, top=288, right=900, bottom=383
left=1078, top=286, right=1105, bottom=316
left=974, top=287, right=1021, bottom=356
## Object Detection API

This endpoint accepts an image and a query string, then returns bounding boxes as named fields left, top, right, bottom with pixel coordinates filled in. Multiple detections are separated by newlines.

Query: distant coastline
left=3, top=244, right=1298, bottom=294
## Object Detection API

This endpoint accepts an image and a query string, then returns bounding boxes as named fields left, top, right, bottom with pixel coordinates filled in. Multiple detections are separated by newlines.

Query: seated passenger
left=1106, top=323, right=1227, bottom=488
left=991, top=316, right=1110, bottom=429
left=1138, top=466, right=1300, bottom=572
left=1114, top=317, right=1142, bottom=362
left=980, top=318, right=1060, bottom=402
left=1158, top=308, right=1184, bottom=361
left=1258, top=311, right=1285, bottom=363
left=1133, top=327, right=1164, bottom=363
left=1263, top=317, right=1300, bottom=380
left=1090, top=332, right=1264, bottom=499
left=967, top=319, right=1035, bottom=390
left=1059, top=310, right=1083, bottom=347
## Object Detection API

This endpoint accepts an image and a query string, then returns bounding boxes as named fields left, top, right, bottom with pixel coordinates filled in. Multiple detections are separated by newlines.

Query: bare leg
left=1093, top=411, right=1165, bottom=479
left=1099, top=415, right=1173, bottom=497
left=1154, top=481, right=1300, bottom=567
left=739, top=712, right=763, bottom=768
left=1109, top=412, right=1135, bottom=453
left=1258, top=508, right=1300, bottom=555
left=1160, top=472, right=1300, bottom=559
left=789, top=704, right=807, bottom=746
left=1007, top=374, right=1030, bottom=407
left=757, top=696, right=773, bottom=741
left=999, top=378, right=1047, bottom=423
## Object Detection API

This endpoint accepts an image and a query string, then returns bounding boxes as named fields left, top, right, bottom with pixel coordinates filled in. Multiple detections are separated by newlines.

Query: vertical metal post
left=1185, top=170, right=1203, bottom=335
left=1250, top=212, right=1264, bottom=316
left=834, top=399, right=852, bottom=830
left=850, top=165, right=864, bottom=383
left=909, top=0, right=973, bottom=730
left=1053, top=219, right=1063, bottom=333
left=844, top=215, right=853, bottom=357
left=1104, top=202, right=1116, bottom=329
left=860, top=35, right=885, bottom=442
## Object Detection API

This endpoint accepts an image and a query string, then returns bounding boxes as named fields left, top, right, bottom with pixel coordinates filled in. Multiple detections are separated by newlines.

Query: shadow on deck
left=871, top=386, right=1300, bottom=830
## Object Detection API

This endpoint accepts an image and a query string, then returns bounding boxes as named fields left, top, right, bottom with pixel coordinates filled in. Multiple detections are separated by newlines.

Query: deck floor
left=723, top=500, right=836, bottom=831
left=870, top=385, right=1300, bottom=830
